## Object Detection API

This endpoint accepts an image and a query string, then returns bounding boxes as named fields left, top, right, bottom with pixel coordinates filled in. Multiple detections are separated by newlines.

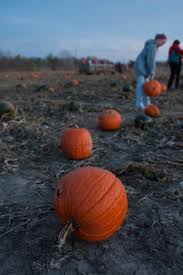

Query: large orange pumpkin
left=54, top=166, right=128, bottom=242
left=161, top=83, right=167, bottom=93
left=98, top=109, right=122, bottom=131
left=144, top=104, right=160, bottom=117
left=144, top=80, right=162, bottom=97
left=60, top=128, right=93, bottom=160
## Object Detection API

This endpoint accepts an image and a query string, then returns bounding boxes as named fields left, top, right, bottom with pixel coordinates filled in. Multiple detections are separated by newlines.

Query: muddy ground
left=0, top=70, right=183, bottom=275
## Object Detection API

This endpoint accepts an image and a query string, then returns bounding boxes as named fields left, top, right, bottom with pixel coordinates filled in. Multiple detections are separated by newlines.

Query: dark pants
left=168, top=62, right=182, bottom=89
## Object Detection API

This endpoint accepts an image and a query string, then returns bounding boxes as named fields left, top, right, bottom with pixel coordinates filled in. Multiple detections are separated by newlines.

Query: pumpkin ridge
left=70, top=129, right=76, bottom=159
left=79, top=201, right=126, bottom=237
left=80, top=181, right=125, bottom=224
left=81, top=189, right=127, bottom=229
left=75, top=129, right=78, bottom=158
left=78, top=203, right=127, bottom=240
left=68, top=171, right=98, bottom=216
left=57, top=168, right=93, bottom=221
left=96, top=201, right=127, bottom=231
left=81, top=132, right=87, bottom=157
left=83, top=132, right=88, bottom=156
left=74, top=171, right=109, bottom=219
left=77, top=129, right=91, bottom=159
left=83, top=137, right=92, bottom=156
left=95, top=189, right=127, bottom=226
left=64, top=175, right=79, bottom=218
left=63, top=178, right=74, bottom=221
left=78, top=176, right=118, bottom=222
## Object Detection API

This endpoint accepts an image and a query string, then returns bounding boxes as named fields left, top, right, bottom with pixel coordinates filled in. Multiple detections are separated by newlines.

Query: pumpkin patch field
left=0, top=69, right=183, bottom=275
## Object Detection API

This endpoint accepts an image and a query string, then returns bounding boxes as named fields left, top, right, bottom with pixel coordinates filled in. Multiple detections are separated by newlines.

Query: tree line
left=0, top=50, right=79, bottom=71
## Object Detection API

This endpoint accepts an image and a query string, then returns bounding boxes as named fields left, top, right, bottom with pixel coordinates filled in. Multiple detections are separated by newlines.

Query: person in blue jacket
left=134, top=34, right=167, bottom=113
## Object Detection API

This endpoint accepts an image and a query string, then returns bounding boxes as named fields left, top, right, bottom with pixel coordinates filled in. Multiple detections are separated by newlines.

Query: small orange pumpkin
left=144, top=80, right=162, bottom=97
left=72, top=79, right=80, bottom=86
left=161, top=83, right=167, bottom=93
left=144, top=104, right=160, bottom=117
left=60, top=128, right=92, bottom=160
left=98, top=109, right=122, bottom=131
left=54, top=166, right=128, bottom=242
left=31, top=72, right=39, bottom=79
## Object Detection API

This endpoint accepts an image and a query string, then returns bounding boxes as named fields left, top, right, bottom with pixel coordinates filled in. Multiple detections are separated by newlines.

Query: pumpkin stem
left=69, top=123, right=79, bottom=129
left=58, top=220, right=74, bottom=251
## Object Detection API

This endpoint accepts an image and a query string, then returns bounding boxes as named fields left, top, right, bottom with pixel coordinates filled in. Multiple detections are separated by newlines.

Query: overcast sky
left=0, top=0, right=182, bottom=61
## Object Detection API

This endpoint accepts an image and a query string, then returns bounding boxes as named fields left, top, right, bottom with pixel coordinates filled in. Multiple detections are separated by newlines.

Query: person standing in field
left=134, top=34, right=167, bottom=113
left=167, top=40, right=183, bottom=90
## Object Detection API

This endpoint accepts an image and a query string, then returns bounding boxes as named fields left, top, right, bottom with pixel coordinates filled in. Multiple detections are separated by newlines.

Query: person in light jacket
left=134, top=34, right=167, bottom=112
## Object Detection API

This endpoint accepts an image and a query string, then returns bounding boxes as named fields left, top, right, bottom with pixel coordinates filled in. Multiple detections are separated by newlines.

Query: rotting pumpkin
left=98, top=109, right=122, bottom=131
left=60, top=128, right=93, bottom=160
left=53, top=166, right=128, bottom=245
